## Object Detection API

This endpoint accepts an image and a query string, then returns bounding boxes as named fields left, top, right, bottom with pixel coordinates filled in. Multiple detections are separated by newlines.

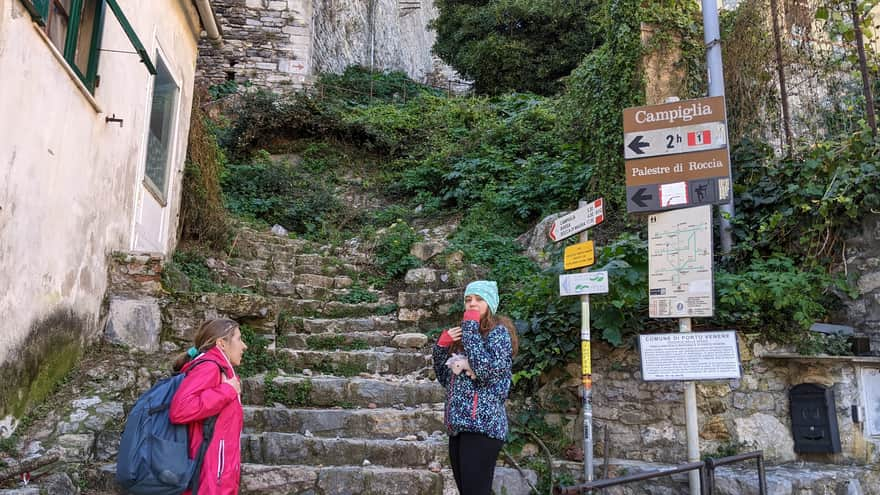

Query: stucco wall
left=0, top=0, right=202, bottom=421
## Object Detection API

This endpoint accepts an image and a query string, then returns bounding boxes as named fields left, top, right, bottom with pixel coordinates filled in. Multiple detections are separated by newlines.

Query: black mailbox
left=789, top=383, right=841, bottom=454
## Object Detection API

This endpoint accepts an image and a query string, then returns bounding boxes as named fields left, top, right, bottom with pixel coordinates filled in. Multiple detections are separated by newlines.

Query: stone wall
left=538, top=337, right=880, bottom=467
left=839, top=213, right=880, bottom=352
left=197, top=0, right=313, bottom=90
left=197, top=0, right=461, bottom=91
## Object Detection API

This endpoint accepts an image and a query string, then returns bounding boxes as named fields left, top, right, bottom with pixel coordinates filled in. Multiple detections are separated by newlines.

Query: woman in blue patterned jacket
left=432, top=280, right=518, bottom=495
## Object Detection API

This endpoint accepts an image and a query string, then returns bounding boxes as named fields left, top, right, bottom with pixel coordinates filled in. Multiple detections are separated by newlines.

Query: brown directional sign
left=622, top=96, right=732, bottom=213
left=623, top=96, right=725, bottom=133
left=626, top=148, right=729, bottom=186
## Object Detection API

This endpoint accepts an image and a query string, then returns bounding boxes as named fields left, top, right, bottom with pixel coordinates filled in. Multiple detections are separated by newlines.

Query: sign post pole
left=578, top=200, right=594, bottom=484
left=680, top=317, right=700, bottom=495
left=549, top=197, right=605, bottom=485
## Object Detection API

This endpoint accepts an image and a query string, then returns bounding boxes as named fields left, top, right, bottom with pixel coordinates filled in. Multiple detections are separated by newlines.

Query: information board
left=639, top=331, right=741, bottom=381
left=648, top=205, right=713, bottom=318
left=564, top=241, right=595, bottom=270
left=560, top=271, right=609, bottom=296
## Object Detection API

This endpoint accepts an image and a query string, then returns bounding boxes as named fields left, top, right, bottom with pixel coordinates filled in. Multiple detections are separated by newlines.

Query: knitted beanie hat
left=464, top=280, right=499, bottom=314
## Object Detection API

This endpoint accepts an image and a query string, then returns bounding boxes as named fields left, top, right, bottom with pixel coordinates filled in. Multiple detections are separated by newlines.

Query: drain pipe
left=194, top=0, right=223, bottom=47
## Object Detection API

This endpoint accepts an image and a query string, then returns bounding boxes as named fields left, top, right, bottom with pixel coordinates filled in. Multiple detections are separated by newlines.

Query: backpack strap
left=147, top=359, right=228, bottom=415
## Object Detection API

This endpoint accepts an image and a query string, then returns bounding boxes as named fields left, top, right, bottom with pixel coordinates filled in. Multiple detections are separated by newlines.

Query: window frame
left=18, top=0, right=157, bottom=92
left=19, top=0, right=106, bottom=92
left=142, top=50, right=181, bottom=206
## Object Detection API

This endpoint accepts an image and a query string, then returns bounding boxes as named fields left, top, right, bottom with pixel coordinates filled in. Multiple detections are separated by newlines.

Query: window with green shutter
left=19, top=0, right=105, bottom=92
left=19, top=0, right=156, bottom=92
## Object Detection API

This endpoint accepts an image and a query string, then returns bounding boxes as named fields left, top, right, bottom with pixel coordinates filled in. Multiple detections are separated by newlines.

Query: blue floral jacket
left=432, top=319, right=513, bottom=441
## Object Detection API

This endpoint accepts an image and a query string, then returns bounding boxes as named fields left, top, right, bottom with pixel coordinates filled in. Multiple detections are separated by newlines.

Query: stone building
left=196, top=0, right=457, bottom=91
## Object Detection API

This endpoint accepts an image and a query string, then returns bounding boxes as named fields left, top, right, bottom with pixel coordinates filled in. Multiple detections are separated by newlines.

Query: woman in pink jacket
left=170, top=318, right=248, bottom=495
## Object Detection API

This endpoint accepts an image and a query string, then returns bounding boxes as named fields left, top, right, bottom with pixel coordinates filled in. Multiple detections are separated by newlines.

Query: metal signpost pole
left=702, top=0, right=734, bottom=254
left=579, top=200, right=594, bottom=484
left=549, top=198, right=605, bottom=486
left=680, top=317, right=700, bottom=495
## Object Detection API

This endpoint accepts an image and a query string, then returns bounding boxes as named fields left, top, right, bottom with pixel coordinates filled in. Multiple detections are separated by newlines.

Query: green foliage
left=337, top=285, right=379, bottom=304
left=238, top=325, right=282, bottom=378
left=557, top=0, right=703, bottom=213
left=264, top=372, right=312, bottom=407
left=448, top=220, right=539, bottom=287
left=508, top=234, right=649, bottom=380
left=731, top=131, right=880, bottom=265
left=164, top=251, right=250, bottom=294
left=375, top=303, right=399, bottom=316
left=432, top=0, right=603, bottom=95
left=315, top=361, right=367, bottom=377
left=318, top=66, right=442, bottom=104
left=373, top=222, right=422, bottom=281
left=703, top=441, right=746, bottom=460
left=207, top=80, right=251, bottom=100
left=180, top=90, right=230, bottom=250
left=221, top=151, right=344, bottom=235
left=506, top=404, right=569, bottom=457
left=714, top=256, right=841, bottom=340
left=796, top=332, right=854, bottom=356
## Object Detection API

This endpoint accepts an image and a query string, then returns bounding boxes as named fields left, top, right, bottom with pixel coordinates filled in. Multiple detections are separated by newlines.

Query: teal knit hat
left=464, top=280, right=499, bottom=314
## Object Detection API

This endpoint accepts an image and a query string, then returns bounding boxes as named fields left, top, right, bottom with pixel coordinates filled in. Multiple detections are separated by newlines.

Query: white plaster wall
left=0, top=0, right=201, bottom=368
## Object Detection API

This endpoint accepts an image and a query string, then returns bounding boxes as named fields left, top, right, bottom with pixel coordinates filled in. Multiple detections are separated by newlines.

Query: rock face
left=197, top=0, right=463, bottom=90
left=839, top=213, right=880, bottom=352
left=312, top=0, right=440, bottom=82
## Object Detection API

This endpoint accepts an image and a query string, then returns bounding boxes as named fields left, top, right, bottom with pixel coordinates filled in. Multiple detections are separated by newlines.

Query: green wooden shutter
left=104, top=0, right=156, bottom=75
left=20, top=0, right=48, bottom=24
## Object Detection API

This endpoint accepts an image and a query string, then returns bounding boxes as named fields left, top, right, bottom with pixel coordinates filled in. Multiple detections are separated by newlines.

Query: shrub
left=221, top=152, right=343, bottom=235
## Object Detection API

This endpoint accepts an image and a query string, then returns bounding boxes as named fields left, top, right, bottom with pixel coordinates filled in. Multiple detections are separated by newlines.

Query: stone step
left=280, top=315, right=409, bottom=334
left=280, top=331, right=429, bottom=351
left=240, top=464, right=444, bottom=495
left=243, top=375, right=445, bottom=408
left=277, top=300, right=397, bottom=319
left=69, top=463, right=538, bottom=495
left=164, top=292, right=280, bottom=339
left=230, top=236, right=315, bottom=259
left=243, top=405, right=445, bottom=438
left=242, top=432, right=447, bottom=468
left=278, top=348, right=430, bottom=376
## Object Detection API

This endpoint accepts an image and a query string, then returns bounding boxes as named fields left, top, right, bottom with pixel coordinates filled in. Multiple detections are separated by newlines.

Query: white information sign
left=560, top=271, right=609, bottom=296
left=639, top=331, right=741, bottom=381
left=623, top=122, right=728, bottom=160
left=548, top=198, right=605, bottom=242
left=648, top=205, right=714, bottom=317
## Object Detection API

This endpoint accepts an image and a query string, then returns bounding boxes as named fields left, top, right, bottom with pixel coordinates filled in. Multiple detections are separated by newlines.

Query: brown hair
left=173, top=318, right=239, bottom=372
left=451, top=312, right=518, bottom=357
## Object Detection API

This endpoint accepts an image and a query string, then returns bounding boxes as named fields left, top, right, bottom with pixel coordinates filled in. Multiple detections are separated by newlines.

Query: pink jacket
left=169, top=346, right=243, bottom=495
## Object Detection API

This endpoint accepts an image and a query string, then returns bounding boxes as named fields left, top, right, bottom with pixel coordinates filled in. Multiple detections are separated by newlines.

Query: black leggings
left=448, top=432, right=505, bottom=495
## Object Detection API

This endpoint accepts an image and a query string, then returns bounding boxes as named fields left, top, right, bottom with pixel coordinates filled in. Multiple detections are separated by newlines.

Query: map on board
left=648, top=205, right=714, bottom=318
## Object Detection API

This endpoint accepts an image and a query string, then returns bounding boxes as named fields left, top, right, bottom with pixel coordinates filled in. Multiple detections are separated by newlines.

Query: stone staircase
left=161, top=226, right=537, bottom=494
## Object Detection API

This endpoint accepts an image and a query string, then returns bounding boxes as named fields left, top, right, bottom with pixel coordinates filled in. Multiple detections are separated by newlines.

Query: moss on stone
left=0, top=309, right=87, bottom=420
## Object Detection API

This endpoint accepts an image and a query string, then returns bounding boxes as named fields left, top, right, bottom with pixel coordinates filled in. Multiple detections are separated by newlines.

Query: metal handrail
left=553, top=450, right=767, bottom=495
left=705, top=451, right=766, bottom=495
left=552, top=461, right=708, bottom=495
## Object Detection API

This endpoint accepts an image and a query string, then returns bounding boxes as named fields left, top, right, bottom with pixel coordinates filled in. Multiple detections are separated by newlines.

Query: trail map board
left=648, top=205, right=714, bottom=318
